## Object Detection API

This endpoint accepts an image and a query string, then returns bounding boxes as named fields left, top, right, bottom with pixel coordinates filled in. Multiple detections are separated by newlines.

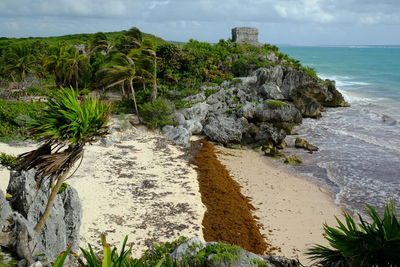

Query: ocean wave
left=319, top=74, right=370, bottom=87
left=327, top=128, right=400, bottom=153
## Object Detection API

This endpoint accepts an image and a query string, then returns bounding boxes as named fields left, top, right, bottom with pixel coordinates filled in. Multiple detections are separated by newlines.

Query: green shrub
left=139, top=98, right=175, bottom=129
left=111, top=99, right=136, bottom=115
left=0, top=152, right=17, bottom=169
left=57, top=183, right=70, bottom=194
left=195, top=243, right=240, bottom=265
left=204, top=88, right=219, bottom=97
left=303, top=66, right=319, bottom=80
left=0, top=99, right=45, bottom=141
left=232, top=54, right=266, bottom=77
left=307, top=202, right=400, bottom=266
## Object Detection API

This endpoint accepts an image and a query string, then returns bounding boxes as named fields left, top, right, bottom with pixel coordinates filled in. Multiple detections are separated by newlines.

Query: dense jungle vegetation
left=0, top=27, right=314, bottom=142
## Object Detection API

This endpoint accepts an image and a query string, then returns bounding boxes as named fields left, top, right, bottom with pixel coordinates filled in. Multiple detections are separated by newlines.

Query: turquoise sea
left=279, top=45, right=400, bottom=215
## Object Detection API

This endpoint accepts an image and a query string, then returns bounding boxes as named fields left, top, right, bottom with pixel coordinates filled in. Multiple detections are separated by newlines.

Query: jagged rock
left=291, top=93, right=322, bottom=118
left=295, top=137, right=319, bottom=153
left=262, top=255, right=300, bottom=267
left=162, top=125, right=174, bottom=133
left=6, top=169, right=82, bottom=262
left=284, top=156, right=303, bottom=165
left=256, top=66, right=284, bottom=88
left=180, top=102, right=209, bottom=123
left=170, top=236, right=206, bottom=261
left=172, top=112, right=186, bottom=126
left=203, top=115, right=246, bottom=145
left=0, top=190, right=13, bottom=247
left=257, top=83, right=285, bottom=100
left=264, top=145, right=285, bottom=158
left=184, top=93, right=206, bottom=103
left=237, top=102, right=257, bottom=120
left=254, top=102, right=302, bottom=124
left=255, top=125, right=286, bottom=147
left=266, top=52, right=279, bottom=63
left=239, top=76, right=258, bottom=87
left=164, top=126, right=191, bottom=147
left=183, top=120, right=203, bottom=135
left=169, top=237, right=299, bottom=267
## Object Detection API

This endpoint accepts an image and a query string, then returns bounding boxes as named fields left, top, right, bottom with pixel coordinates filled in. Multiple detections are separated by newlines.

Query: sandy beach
left=0, top=116, right=205, bottom=256
left=217, top=146, right=343, bottom=264
left=1, top=117, right=342, bottom=263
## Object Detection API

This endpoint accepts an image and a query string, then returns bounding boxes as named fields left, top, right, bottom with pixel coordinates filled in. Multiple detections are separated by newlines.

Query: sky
left=1, top=0, right=400, bottom=45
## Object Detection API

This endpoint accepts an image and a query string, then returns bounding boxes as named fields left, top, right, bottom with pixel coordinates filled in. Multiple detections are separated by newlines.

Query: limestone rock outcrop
left=0, top=169, right=81, bottom=265
left=170, top=237, right=300, bottom=267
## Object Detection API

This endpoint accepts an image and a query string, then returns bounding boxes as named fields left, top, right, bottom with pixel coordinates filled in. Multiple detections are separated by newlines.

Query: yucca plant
left=77, top=235, right=135, bottom=267
left=307, top=202, right=400, bottom=266
left=17, top=87, right=110, bottom=233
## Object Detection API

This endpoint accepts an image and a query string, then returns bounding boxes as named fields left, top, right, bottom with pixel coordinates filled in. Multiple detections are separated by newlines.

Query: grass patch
left=266, top=100, right=289, bottom=108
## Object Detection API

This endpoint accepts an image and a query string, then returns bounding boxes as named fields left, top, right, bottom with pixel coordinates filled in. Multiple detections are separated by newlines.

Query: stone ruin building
left=231, top=27, right=262, bottom=46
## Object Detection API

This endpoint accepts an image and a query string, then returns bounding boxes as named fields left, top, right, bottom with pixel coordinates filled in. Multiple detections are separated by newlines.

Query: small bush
left=303, top=66, right=318, bottom=80
left=111, top=99, right=136, bottom=115
left=204, top=88, right=219, bottom=97
left=57, top=183, right=70, bottom=194
left=139, top=98, right=175, bottom=129
left=0, top=152, right=17, bottom=169
left=0, top=99, right=45, bottom=141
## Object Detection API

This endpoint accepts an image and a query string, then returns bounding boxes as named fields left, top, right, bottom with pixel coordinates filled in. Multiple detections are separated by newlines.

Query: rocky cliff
left=164, top=64, right=347, bottom=149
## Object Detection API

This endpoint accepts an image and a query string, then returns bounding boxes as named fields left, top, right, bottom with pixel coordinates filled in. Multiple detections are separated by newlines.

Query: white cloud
left=1, top=0, right=400, bottom=44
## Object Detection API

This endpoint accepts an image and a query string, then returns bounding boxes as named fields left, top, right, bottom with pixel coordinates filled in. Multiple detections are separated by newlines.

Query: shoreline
left=216, top=145, right=344, bottom=264
left=1, top=123, right=344, bottom=264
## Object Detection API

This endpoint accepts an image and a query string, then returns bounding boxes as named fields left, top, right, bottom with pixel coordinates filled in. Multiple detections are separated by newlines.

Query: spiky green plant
left=17, top=87, right=110, bottom=232
left=307, top=202, right=400, bottom=266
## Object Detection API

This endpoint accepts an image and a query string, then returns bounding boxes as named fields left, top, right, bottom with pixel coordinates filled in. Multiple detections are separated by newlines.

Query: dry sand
left=0, top=116, right=205, bottom=256
left=217, top=146, right=343, bottom=264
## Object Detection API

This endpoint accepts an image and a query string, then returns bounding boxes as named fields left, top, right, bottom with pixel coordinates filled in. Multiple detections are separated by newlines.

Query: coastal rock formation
left=170, top=237, right=300, bottom=267
left=295, top=137, right=319, bottom=153
left=0, top=169, right=82, bottom=264
left=165, top=52, right=347, bottom=150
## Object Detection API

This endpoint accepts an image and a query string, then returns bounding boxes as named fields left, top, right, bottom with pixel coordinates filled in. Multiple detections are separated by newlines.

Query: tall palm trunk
left=75, top=64, right=79, bottom=89
left=34, top=171, right=69, bottom=233
left=150, top=56, right=157, bottom=103
left=129, top=79, right=139, bottom=118
left=121, top=83, right=126, bottom=97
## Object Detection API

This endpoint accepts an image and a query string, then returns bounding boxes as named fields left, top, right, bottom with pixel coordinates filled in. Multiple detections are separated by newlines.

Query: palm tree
left=44, top=45, right=90, bottom=88
left=4, top=44, right=37, bottom=83
left=98, top=53, right=139, bottom=116
left=90, top=32, right=112, bottom=55
left=17, top=88, right=110, bottom=233
left=128, top=39, right=158, bottom=102
left=140, top=39, right=158, bottom=102
left=63, top=48, right=90, bottom=89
